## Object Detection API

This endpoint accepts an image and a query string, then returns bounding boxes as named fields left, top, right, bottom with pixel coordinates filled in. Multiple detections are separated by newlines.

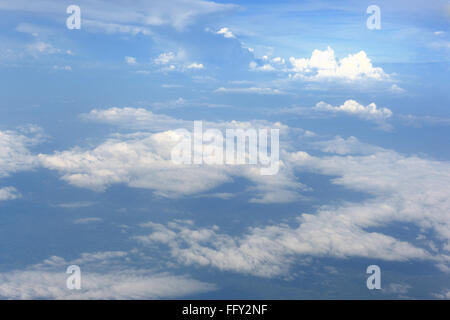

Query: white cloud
left=389, top=84, right=406, bottom=94
left=214, top=87, right=286, bottom=95
left=288, top=47, right=389, bottom=81
left=399, top=114, right=450, bottom=127
left=74, top=217, right=103, bottom=224
left=216, top=27, right=235, bottom=38
left=42, top=108, right=305, bottom=203
left=0, top=186, right=21, bottom=201
left=82, top=107, right=188, bottom=131
left=27, top=41, right=60, bottom=55
left=83, top=20, right=152, bottom=36
left=1, top=0, right=236, bottom=31
left=55, top=201, right=95, bottom=209
left=0, top=252, right=215, bottom=299
left=53, top=65, right=72, bottom=71
left=134, top=136, right=450, bottom=277
left=154, top=52, right=177, bottom=65
left=125, top=56, right=137, bottom=65
left=433, top=289, right=450, bottom=299
left=249, top=61, right=276, bottom=72
left=187, top=62, right=204, bottom=69
left=38, top=129, right=303, bottom=202
left=0, top=127, right=42, bottom=178
left=314, top=100, right=393, bottom=121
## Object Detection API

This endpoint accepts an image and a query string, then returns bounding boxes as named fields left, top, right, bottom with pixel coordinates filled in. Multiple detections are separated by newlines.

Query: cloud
left=0, top=186, right=21, bottom=201
left=53, top=65, right=72, bottom=71
left=0, top=252, right=215, bottom=299
left=153, top=51, right=203, bottom=72
left=55, top=201, right=96, bottom=209
left=389, top=84, right=406, bottom=94
left=399, top=114, right=450, bottom=127
left=81, top=107, right=188, bottom=131
left=0, top=0, right=237, bottom=31
left=433, top=289, right=450, bottom=299
left=125, top=56, right=137, bottom=65
left=38, top=129, right=303, bottom=202
left=187, top=62, right=204, bottom=69
left=42, top=107, right=307, bottom=203
left=83, top=20, right=152, bottom=36
left=216, top=27, right=235, bottom=38
left=27, top=41, right=60, bottom=55
left=214, top=87, right=286, bottom=95
left=135, top=216, right=430, bottom=278
left=288, top=47, right=389, bottom=81
left=134, top=136, right=450, bottom=277
left=74, top=217, right=103, bottom=224
left=154, top=52, right=178, bottom=65
left=279, top=100, right=393, bottom=129
left=313, top=100, right=393, bottom=122
left=0, top=127, right=42, bottom=178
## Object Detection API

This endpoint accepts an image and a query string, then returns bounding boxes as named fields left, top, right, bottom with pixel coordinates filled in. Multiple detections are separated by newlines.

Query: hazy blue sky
left=0, top=0, right=449, bottom=299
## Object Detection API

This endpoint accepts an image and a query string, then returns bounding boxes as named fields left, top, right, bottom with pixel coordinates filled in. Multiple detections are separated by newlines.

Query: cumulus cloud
left=0, top=126, right=42, bottom=178
left=314, top=100, right=393, bottom=122
left=288, top=47, right=389, bottom=81
left=278, top=100, right=393, bottom=129
left=216, top=27, right=235, bottom=38
left=134, top=136, right=450, bottom=277
left=38, top=129, right=304, bottom=202
left=42, top=107, right=308, bottom=203
left=82, top=107, right=188, bottom=131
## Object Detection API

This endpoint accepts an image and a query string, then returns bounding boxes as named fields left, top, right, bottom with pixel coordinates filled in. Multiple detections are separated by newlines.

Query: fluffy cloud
left=314, top=100, right=393, bottom=122
left=135, top=136, right=450, bottom=277
left=0, top=126, right=42, bottom=178
left=38, top=130, right=304, bottom=202
left=42, top=107, right=308, bottom=203
left=82, top=107, right=187, bottom=131
left=277, top=100, right=393, bottom=129
left=288, top=47, right=389, bottom=81
left=216, top=27, right=235, bottom=38
left=153, top=51, right=204, bottom=72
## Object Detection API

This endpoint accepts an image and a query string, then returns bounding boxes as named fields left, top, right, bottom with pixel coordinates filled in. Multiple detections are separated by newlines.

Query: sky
left=0, top=0, right=449, bottom=299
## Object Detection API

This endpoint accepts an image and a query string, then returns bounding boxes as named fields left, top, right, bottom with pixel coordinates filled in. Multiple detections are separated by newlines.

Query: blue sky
left=0, top=0, right=449, bottom=299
